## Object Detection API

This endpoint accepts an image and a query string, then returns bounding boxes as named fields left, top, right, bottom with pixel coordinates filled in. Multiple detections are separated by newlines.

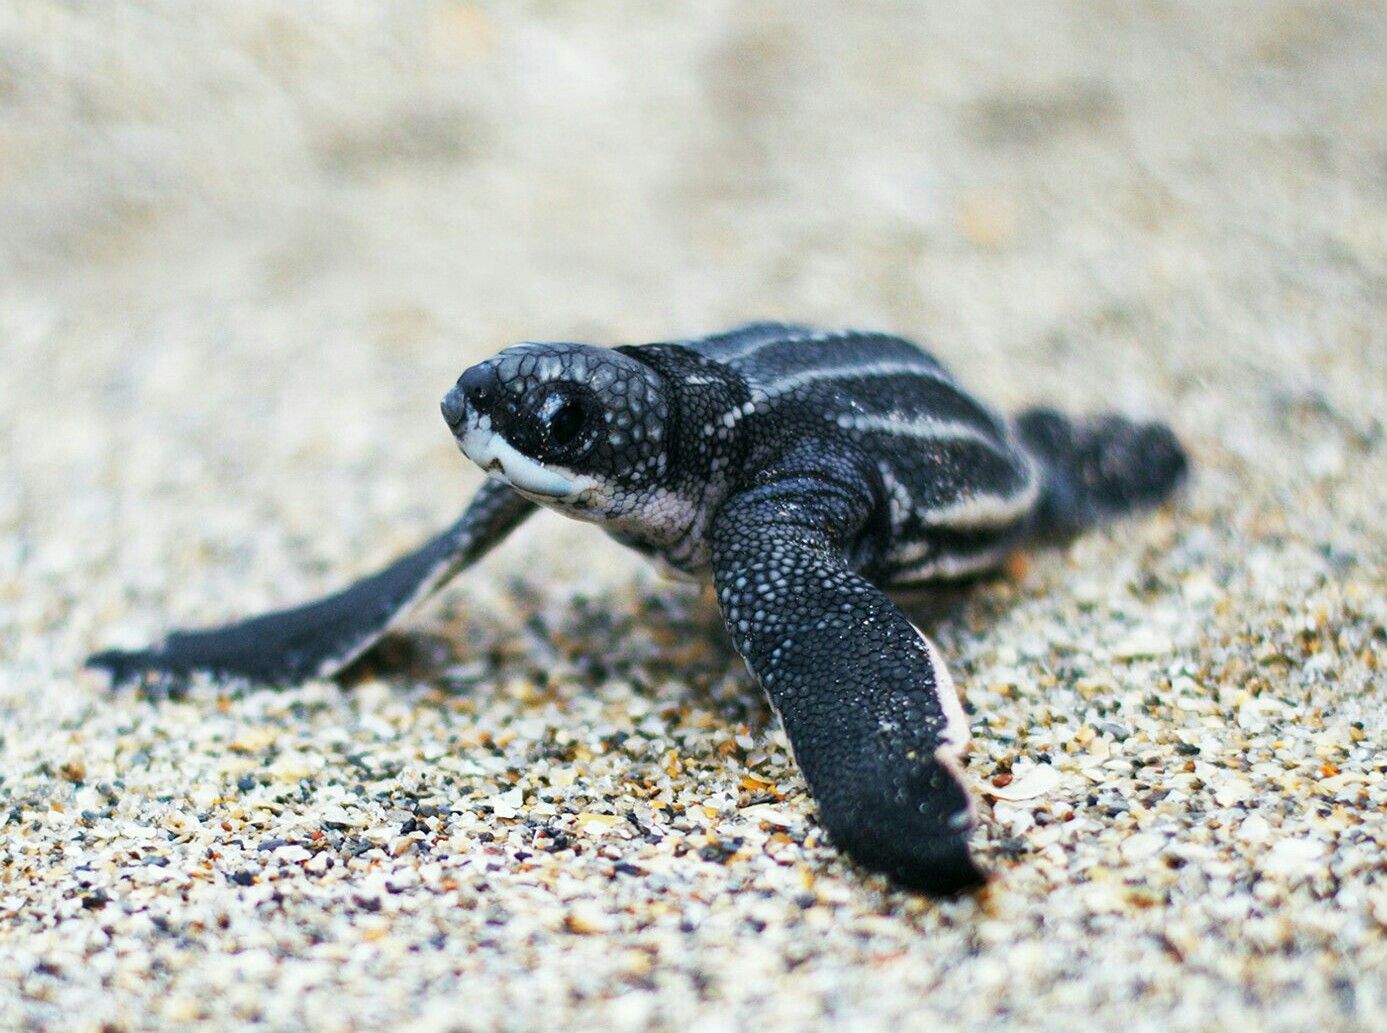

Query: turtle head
left=442, top=342, right=672, bottom=520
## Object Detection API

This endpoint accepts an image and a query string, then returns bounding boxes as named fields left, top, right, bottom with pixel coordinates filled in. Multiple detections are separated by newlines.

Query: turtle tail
left=1014, top=407, right=1189, bottom=544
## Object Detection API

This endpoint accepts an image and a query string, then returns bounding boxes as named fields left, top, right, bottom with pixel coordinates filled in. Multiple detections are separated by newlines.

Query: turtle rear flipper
left=88, top=481, right=534, bottom=690
left=1015, top=408, right=1189, bottom=544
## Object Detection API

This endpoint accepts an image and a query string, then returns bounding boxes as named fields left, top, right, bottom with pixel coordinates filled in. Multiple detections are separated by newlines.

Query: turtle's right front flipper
left=709, top=451, right=984, bottom=895
left=88, top=480, right=535, bottom=690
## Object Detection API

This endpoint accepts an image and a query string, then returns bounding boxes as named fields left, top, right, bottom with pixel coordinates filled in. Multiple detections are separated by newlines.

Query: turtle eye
left=548, top=398, right=586, bottom=446
left=535, top=388, right=593, bottom=453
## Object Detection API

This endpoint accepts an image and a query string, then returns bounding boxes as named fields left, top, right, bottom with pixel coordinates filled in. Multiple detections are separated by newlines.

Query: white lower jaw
left=458, top=419, right=578, bottom=499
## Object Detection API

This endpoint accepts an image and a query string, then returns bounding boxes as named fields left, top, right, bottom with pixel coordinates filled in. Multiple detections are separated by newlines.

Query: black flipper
left=88, top=480, right=535, bottom=690
left=709, top=447, right=984, bottom=895
left=1014, top=408, right=1189, bottom=545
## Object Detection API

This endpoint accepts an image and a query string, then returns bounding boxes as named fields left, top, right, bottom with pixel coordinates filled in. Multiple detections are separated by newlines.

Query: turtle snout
left=440, top=387, right=467, bottom=428
left=442, top=365, right=501, bottom=428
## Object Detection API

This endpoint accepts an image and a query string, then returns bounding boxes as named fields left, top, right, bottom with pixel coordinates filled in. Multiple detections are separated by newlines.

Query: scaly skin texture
left=90, top=323, right=1188, bottom=894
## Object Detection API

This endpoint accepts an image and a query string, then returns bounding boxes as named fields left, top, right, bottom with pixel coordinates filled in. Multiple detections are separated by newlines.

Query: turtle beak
left=442, top=364, right=502, bottom=430
left=440, top=386, right=467, bottom=429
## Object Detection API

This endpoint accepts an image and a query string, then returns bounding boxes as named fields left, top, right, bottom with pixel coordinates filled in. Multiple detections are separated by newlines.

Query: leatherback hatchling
left=91, top=323, right=1188, bottom=894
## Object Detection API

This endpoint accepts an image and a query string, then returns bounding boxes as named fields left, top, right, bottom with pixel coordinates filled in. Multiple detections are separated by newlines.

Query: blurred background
left=4, top=2, right=1384, bottom=590
left=2, top=4, right=1386, bottom=1030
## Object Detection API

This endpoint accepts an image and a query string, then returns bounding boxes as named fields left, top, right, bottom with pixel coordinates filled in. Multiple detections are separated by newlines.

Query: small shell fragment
left=985, top=764, right=1061, bottom=801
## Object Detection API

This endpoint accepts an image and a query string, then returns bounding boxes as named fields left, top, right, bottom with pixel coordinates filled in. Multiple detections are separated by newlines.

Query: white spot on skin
left=879, top=464, right=913, bottom=533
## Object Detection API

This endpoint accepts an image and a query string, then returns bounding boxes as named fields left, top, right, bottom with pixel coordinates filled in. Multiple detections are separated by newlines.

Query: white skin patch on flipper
left=458, top=416, right=589, bottom=500
left=912, top=623, right=976, bottom=830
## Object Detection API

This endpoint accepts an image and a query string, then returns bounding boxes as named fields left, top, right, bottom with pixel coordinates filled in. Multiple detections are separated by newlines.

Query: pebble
left=1111, top=630, right=1174, bottom=660
left=986, top=764, right=1062, bottom=802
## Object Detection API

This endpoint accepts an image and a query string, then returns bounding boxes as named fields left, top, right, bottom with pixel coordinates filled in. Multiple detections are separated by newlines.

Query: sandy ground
left=2, top=2, right=1385, bottom=1030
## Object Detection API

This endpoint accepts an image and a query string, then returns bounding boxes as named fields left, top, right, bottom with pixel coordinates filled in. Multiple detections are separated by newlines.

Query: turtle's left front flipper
left=88, top=480, right=535, bottom=690
left=710, top=458, right=983, bottom=895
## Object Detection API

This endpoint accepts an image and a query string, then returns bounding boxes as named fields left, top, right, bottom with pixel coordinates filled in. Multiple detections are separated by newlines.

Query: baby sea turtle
left=90, top=323, right=1188, bottom=894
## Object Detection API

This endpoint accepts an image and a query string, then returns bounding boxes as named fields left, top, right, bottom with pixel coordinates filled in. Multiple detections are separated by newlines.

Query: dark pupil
left=548, top=399, right=585, bottom=445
